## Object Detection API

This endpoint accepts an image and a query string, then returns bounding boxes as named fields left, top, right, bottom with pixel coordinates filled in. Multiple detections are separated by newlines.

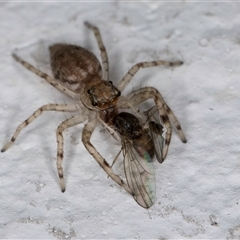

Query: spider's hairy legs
left=84, top=22, right=109, bottom=81
left=117, top=60, right=183, bottom=92
left=12, top=54, right=79, bottom=100
left=127, top=86, right=187, bottom=159
left=56, top=115, right=88, bottom=192
left=2, top=104, right=80, bottom=152
left=82, top=112, right=133, bottom=195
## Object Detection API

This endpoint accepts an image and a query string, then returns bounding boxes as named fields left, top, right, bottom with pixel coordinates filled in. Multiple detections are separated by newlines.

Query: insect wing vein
left=145, top=106, right=165, bottom=163
left=123, top=140, right=155, bottom=208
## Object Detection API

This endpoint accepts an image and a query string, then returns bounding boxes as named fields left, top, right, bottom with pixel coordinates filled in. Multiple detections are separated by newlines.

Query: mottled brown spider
left=2, top=22, right=186, bottom=207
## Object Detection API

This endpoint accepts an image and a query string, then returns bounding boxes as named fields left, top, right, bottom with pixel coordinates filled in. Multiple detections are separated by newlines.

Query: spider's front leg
left=84, top=22, right=109, bottom=81
left=56, top=115, right=88, bottom=192
left=117, top=60, right=183, bottom=92
left=97, top=116, right=121, bottom=142
left=82, top=112, right=133, bottom=195
left=127, top=86, right=187, bottom=160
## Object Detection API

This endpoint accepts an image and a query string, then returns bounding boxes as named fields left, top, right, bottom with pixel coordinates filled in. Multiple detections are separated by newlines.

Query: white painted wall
left=1, top=2, right=240, bottom=239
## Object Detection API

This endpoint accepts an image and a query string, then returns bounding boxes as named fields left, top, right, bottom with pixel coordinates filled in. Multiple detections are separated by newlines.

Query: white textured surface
left=1, top=2, right=240, bottom=239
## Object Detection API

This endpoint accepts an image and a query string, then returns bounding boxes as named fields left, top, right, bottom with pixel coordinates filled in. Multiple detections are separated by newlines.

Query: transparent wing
left=123, top=140, right=156, bottom=208
left=145, top=106, right=165, bottom=163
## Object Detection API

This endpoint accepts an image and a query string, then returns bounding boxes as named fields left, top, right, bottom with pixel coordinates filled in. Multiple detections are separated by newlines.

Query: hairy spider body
left=50, top=44, right=102, bottom=92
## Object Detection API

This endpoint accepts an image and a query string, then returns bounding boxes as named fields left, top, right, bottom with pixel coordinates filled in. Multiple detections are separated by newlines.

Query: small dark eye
left=116, top=91, right=121, bottom=97
left=109, top=81, right=113, bottom=84
left=92, top=102, right=98, bottom=106
left=87, top=89, right=91, bottom=94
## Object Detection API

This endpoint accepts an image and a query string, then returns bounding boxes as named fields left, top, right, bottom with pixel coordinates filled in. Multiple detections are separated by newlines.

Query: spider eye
left=87, top=89, right=91, bottom=94
left=92, top=102, right=98, bottom=106
left=116, top=91, right=121, bottom=97
left=109, top=81, right=113, bottom=84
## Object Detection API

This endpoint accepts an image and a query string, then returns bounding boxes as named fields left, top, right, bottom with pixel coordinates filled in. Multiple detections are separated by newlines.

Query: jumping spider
left=2, top=22, right=186, bottom=208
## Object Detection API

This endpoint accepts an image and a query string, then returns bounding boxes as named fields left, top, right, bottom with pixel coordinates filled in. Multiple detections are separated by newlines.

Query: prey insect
left=112, top=105, right=174, bottom=208
left=113, top=111, right=157, bottom=208
left=2, top=22, right=186, bottom=208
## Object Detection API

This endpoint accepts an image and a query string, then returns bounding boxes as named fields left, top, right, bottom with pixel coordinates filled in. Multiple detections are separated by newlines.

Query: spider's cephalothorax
left=85, top=80, right=121, bottom=110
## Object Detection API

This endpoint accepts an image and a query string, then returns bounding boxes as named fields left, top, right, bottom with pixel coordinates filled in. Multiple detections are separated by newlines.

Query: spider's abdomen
left=49, top=44, right=102, bottom=93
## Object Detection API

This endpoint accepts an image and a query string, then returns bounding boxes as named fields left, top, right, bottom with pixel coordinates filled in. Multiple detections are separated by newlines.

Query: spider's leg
left=85, top=22, right=109, bottom=81
left=97, top=116, right=121, bottom=142
left=117, top=60, right=183, bottom=92
left=127, top=86, right=186, bottom=160
left=1, top=104, right=80, bottom=152
left=56, top=115, right=88, bottom=192
left=163, top=103, right=187, bottom=143
left=12, top=54, right=79, bottom=100
left=82, top=111, right=133, bottom=195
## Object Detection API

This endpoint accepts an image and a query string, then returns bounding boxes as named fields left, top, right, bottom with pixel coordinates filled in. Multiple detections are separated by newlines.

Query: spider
left=2, top=22, right=186, bottom=207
